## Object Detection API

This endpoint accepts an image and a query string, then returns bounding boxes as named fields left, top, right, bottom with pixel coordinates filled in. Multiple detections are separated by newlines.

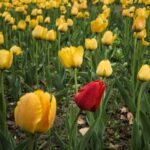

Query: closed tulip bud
left=58, top=23, right=68, bottom=32
left=74, top=80, right=105, bottom=112
left=67, top=19, right=73, bottom=26
left=101, top=31, right=116, bottom=45
left=32, top=25, right=48, bottom=40
left=96, top=59, right=113, bottom=77
left=0, top=32, right=4, bottom=44
left=58, top=46, right=84, bottom=68
left=17, top=20, right=26, bottom=30
left=25, top=15, right=31, bottom=22
left=71, top=6, right=78, bottom=15
left=76, top=12, right=84, bottom=19
left=44, top=17, right=50, bottom=23
left=85, top=38, right=97, bottom=50
left=60, top=6, right=67, bottom=14
left=12, top=25, right=17, bottom=30
left=132, top=16, right=146, bottom=32
left=29, top=19, right=38, bottom=29
left=137, top=64, right=150, bottom=81
left=46, top=30, right=57, bottom=41
left=36, top=15, right=44, bottom=23
left=0, top=49, right=13, bottom=70
left=10, top=45, right=22, bottom=56
left=14, top=90, right=57, bottom=133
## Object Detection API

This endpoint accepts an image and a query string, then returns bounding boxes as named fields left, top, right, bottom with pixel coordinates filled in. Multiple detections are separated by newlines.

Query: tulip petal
left=34, top=90, right=51, bottom=132
left=14, top=93, right=42, bottom=133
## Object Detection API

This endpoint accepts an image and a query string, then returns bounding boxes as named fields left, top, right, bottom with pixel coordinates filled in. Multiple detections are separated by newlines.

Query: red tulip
left=74, top=80, right=105, bottom=112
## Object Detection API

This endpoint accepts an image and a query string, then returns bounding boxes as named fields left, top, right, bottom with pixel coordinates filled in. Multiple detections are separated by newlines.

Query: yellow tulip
left=44, top=17, right=50, bottom=23
left=91, top=17, right=108, bottom=33
left=71, top=6, right=78, bottom=15
left=101, top=31, right=116, bottom=45
left=0, top=50, right=13, bottom=70
left=137, top=64, right=150, bottom=81
left=32, top=25, right=48, bottom=40
left=36, top=15, right=44, bottom=23
left=85, top=38, right=97, bottom=50
left=0, top=32, right=4, bottom=44
left=132, top=16, right=146, bottom=32
left=58, top=46, right=84, bottom=68
left=10, top=45, right=22, bottom=56
left=133, top=29, right=147, bottom=39
left=96, top=59, right=113, bottom=77
left=67, top=19, right=73, bottom=26
left=101, top=0, right=115, bottom=5
left=14, top=90, right=56, bottom=133
left=17, top=20, right=26, bottom=30
left=29, top=19, right=38, bottom=29
left=58, top=23, right=68, bottom=32
left=46, top=30, right=57, bottom=41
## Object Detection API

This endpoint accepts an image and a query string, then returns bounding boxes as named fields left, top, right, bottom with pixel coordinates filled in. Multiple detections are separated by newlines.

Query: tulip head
left=58, top=46, right=84, bottom=68
left=0, top=32, right=4, bottom=44
left=14, top=90, right=56, bottom=133
left=17, top=20, right=26, bottom=30
left=85, top=38, right=97, bottom=50
left=132, top=16, right=146, bottom=32
left=137, top=64, right=150, bottom=81
left=101, top=31, right=116, bottom=45
left=96, top=59, right=113, bottom=77
left=74, top=80, right=105, bottom=112
left=10, top=45, right=22, bottom=56
left=91, top=17, right=108, bottom=33
left=0, top=49, right=13, bottom=70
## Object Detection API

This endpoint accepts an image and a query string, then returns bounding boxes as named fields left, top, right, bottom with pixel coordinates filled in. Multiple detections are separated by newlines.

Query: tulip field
left=0, top=0, right=150, bottom=149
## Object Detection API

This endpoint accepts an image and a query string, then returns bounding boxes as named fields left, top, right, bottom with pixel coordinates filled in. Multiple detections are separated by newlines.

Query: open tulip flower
left=58, top=46, right=84, bottom=68
left=74, top=80, right=105, bottom=112
left=14, top=90, right=56, bottom=133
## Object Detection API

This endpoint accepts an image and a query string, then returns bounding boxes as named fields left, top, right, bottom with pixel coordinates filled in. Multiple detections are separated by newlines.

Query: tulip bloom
left=14, top=90, right=56, bottom=133
left=91, top=17, right=108, bottom=33
left=132, top=16, right=146, bottom=32
left=85, top=38, right=97, bottom=50
left=58, top=46, right=84, bottom=68
left=17, top=20, right=27, bottom=30
left=74, top=80, right=105, bottom=112
left=10, top=45, right=22, bottom=56
left=0, top=49, right=13, bottom=69
left=96, top=60, right=113, bottom=77
left=101, top=31, right=116, bottom=45
left=137, top=64, right=150, bottom=81
left=0, top=32, right=4, bottom=44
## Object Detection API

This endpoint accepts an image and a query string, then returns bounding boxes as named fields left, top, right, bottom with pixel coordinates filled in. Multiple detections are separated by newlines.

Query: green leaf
left=131, top=120, right=141, bottom=150
left=116, top=78, right=136, bottom=113
left=0, top=132, right=14, bottom=150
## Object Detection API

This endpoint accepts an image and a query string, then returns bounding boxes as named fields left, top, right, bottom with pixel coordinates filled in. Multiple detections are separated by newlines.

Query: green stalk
left=74, top=68, right=78, bottom=93
left=0, top=70, right=6, bottom=135
left=35, top=41, right=39, bottom=87
left=28, top=134, right=35, bottom=150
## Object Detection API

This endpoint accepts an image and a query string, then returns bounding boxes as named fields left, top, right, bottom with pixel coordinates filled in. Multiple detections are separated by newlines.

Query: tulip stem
left=0, top=70, right=6, bottom=135
left=74, top=68, right=78, bottom=93
left=28, top=134, right=36, bottom=150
